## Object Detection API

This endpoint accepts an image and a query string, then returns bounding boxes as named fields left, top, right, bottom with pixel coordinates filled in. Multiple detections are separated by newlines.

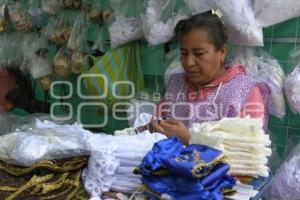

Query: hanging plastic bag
left=183, top=0, right=213, bottom=15
left=0, top=3, right=9, bottom=32
left=164, top=50, right=184, bottom=87
left=264, top=141, right=300, bottom=200
left=83, top=42, right=145, bottom=110
left=108, top=0, right=143, bottom=48
left=254, top=0, right=300, bottom=27
left=214, top=0, right=263, bottom=46
left=82, top=0, right=103, bottom=23
left=0, top=33, right=24, bottom=68
left=231, top=47, right=286, bottom=118
left=53, top=47, right=72, bottom=79
left=62, top=0, right=81, bottom=9
left=141, top=0, right=189, bottom=46
left=285, top=65, right=300, bottom=114
left=41, top=0, right=63, bottom=16
left=67, top=13, right=87, bottom=51
left=0, top=120, right=91, bottom=166
left=44, top=12, right=75, bottom=45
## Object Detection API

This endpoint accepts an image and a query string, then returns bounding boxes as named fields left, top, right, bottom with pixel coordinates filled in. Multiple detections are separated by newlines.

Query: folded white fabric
left=190, top=117, right=271, bottom=177
left=83, top=131, right=166, bottom=199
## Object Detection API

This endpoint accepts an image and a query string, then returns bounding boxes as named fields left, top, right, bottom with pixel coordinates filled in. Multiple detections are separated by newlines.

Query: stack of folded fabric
left=137, top=136, right=236, bottom=200
left=82, top=131, right=166, bottom=199
left=189, top=117, right=272, bottom=177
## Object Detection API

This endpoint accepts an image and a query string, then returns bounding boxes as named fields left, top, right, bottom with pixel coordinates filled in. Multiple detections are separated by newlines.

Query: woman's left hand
left=159, top=119, right=191, bottom=145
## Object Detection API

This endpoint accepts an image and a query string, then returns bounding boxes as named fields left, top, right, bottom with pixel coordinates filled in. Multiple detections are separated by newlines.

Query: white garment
left=189, top=117, right=271, bottom=177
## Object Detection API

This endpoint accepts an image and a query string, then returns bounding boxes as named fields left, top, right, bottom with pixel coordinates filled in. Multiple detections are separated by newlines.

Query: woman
left=150, top=10, right=270, bottom=145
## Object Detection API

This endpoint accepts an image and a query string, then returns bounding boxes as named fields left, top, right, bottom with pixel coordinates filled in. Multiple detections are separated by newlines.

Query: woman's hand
left=151, top=118, right=190, bottom=145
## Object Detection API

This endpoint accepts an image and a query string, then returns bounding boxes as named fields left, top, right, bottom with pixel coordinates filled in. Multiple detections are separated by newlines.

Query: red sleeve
left=240, top=86, right=265, bottom=118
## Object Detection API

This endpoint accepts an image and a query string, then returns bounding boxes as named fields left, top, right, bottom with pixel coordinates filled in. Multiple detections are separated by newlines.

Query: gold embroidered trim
left=0, top=186, right=17, bottom=192
left=0, top=158, right=88, bottom=176
left=6, top=174, right=54, bottom=200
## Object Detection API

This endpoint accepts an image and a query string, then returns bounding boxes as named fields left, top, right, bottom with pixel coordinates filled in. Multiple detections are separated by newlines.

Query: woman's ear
left=219, top=44, right=228, bottom=64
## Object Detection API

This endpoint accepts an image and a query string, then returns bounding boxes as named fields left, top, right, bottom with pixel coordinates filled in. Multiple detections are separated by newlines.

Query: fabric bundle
left=82, top=131, right=166, bottom=199
left=264, top=142, right=300, bottom=200
left=138, top=136, right=236, bottom=200
left=190, top=117, right=271, bottom=177
left=285, top=65, right=300, bottom=114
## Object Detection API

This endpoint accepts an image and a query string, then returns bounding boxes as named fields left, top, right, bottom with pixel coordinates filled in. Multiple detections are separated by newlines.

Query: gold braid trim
left=139, top=184, right=163, bottom=200
left=222, top=188, right=237, bottom=196
left=0, top=186, right=17, bottom=192
left=32, top=172, right=70, bottom=195
left=6, top=174, right=54, bottom=200
left=65, top=171, right=81, bottom=200
left=192, top=152, right=227, bottom=179
left=40, top=186, right=73, bottom=200
left=0, top=158, right=88, bottom=176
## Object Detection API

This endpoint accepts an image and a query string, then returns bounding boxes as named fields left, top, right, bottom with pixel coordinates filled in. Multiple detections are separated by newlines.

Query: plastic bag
left=0, top=3, right=9, bottom=32
left=67, top=13, right=87, bottom=52
left=264, top=141, right=300, bottom=200
left=141, top=0, right=188, bottom=46
left=231, top=47, right=286, bottom=118
left=44, top=12, right=75, bottom=45
left=0, top=33, right=24, bottom=68
left=82, top=0, right=103, bottom=23
left=254, top=0, right=300, bottom=27
left=53, top=47, right=72, bottom=79
left=41, top=0, right=63, bottom=16
left=108, top=0, right=143, bottom=48
left=215, top=0, right=263, bottom=46
left=285, top=65, right=300, bottom=114
left=183, top=0, right=213, bottom=15
left=62, top=0, right=81, bottom=9
left=0, top=121, right=91, bottom=166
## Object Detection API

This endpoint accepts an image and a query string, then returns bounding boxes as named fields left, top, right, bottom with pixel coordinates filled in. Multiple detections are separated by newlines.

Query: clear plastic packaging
left=285, top=65, right=300, bottom=114
left=53, top=47, right=72, bottom=78
left=0, top=120, right=91, bottom=166
left=183, top=0, right=212, bottom=15
left=164, top=51, right=184, bottom=87
left=231, top=47, right=286, bottom=118
left=215, top=0, right=263, bottom=46
left=254, top=0, right=300, bottom=27
left=264, top=141, right=300, bottom=200
left=0, top=3, right=9, bottom=32
left=141, top=0, right=188, bottom=46
left=41, top=0, right=63, bottom=16
left=108, top=0, right=143, bottom=48
left=82, top=0, right=103, bottom=23
left=67, top=13, right=87, bottom=52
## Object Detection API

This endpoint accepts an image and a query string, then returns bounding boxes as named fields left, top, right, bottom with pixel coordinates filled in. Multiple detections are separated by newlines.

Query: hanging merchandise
left=0, top=120, right=91, bottom=166
left=108, top=0, right=143, bottom=48
left=53, top=47, right=72, bottom=79
left=183, top=0, right=213, bottom=15
left=231, top=47, right=286, bottom=119
left=141, top=0, right=188, bottom=46
left=0, top=3, right=9, bottom=32
left=254, top=0, right=300, bottom=27
left=63, top=0, right=81, bottom=9
left=82, top=0, right=103, bottom=23
left=21, top=33, right=53, bottom=90
left=44, top=12, right=75, bottom=45
left=214, top=0, right=263, bottom=46
left=67, top=13, right=87, bottom=51
left=70, top=52, right=84, bottom=74
left=83, top=42, right=145, bottom=110
left=41, top=0, right=63, bottom=16
left=0, top=33, right=24, bottom=68
left=7, top=0, right=46, bottom=32
left=285, top=65, right=300, bottom=114
left=264, top=141, right=300, bottom=200
left=190, top=117, right=272, bottom=177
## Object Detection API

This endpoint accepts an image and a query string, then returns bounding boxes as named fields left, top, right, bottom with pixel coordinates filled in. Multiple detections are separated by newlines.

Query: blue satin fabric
left=140, top=136, right=236, bottom=200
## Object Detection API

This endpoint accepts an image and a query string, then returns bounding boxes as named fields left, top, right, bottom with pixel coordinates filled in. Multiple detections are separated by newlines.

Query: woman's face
left=180, top=29, right=227, bottom=88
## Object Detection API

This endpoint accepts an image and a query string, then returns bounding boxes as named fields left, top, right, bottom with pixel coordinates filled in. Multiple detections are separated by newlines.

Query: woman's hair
left=174, top=10, right=228, bottom=50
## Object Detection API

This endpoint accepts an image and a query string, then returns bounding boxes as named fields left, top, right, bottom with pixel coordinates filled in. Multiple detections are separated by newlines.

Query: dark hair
left=174, top=10, right=228, bottom=50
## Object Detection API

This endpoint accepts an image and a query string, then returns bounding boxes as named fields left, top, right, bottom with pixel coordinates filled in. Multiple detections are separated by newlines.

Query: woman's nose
left=186, top=54, right=196, bottom=67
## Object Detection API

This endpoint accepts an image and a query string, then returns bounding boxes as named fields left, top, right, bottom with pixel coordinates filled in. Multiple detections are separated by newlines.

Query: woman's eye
left=195, top=52, right=204, bottom=56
